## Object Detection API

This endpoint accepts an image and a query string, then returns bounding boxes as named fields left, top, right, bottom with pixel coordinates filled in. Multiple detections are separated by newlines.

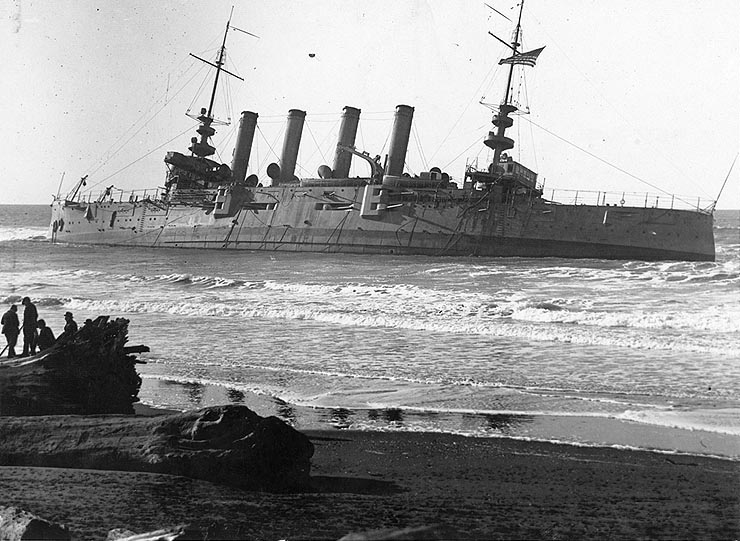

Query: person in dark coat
left=21, top=297, right=38, bottom=357
left=36, top=319, right=56, bottom=351
left=60, top=311, right=78, bottom=340
left=1, top=304, right=20, bottom=358
left=57, top=312, right=80, bottom=344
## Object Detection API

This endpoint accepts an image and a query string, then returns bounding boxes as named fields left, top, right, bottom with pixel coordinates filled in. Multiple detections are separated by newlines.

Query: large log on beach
left=107, top=525, right=202, bottom=540
left=0, top=316, right=146, bottom=416
left=0, top=405, right=314, bottom=492
left=0, top=506, right=71, bottom=541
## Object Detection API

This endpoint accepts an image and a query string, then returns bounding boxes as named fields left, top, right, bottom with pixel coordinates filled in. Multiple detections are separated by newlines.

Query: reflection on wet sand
left=227, top=388, right=245, bottom=404
left=145, top=379, right=535, bottom=437
left=327, top=408, right=406, bottom=427
left=316, top=406, right=536, bottom=434
left=273, top=396, right=297, bottom=424
left=328, top=408, right=355, bottom=428
left=184, top=382, right=204, bottom=406
left=382, top=408, right=404, bottom=423
left=477, top=413, right=533, bottom=436
left=138, top=378, right=740, bottom=459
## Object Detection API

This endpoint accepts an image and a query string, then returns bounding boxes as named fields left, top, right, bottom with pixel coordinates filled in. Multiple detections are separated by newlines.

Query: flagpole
left=503, top=0, right=525, bottom=107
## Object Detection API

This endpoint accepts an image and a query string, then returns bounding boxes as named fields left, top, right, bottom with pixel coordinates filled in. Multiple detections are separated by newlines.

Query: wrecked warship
left=49, top=8, right=716, bottom=262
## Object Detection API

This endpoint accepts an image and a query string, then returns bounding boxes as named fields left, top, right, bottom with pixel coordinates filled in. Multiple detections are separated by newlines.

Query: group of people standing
left=1, top=297, right=78, bottom=358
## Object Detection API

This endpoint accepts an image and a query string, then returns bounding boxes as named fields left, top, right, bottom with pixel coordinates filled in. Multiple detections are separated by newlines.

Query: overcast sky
left=2, top=0, right=738, bottom=209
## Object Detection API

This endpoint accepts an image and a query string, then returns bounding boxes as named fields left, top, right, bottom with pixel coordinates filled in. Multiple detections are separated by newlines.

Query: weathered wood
left=0, top=506, right=71, bottom=541
left=107, top=524, right=202, bottom=540
left=0, top=405, right=314, bottom=492
left=338, top=525, right=456, bottom=540
left=122, top=345, right=150, bottom=354
left=0, top=316, right=144, bottom=416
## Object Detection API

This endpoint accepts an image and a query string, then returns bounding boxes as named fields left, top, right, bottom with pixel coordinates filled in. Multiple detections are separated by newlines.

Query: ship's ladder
left=136, top=205, right=147, bottom=233
left=324, top=206, right=353, bottom=250
left=222, top=209, right=243, bottom=248
left=435, top=191, right=490, bottom=255
left=494, top=208, right=505, bottom=236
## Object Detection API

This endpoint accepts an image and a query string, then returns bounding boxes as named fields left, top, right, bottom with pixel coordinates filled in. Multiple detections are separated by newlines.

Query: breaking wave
left=1, top=294, right=68, bottom=306
left=0, top=227, right=48, bottom=242
left=616, top=409, right=740, bottom=436
left=64, top=296, right=738, bottom=355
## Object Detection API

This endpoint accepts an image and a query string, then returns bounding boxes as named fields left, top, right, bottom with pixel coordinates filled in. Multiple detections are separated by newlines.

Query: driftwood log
left=0, top=506, right=71, bottom=541
left=0, top=405, right=314, bottom=492
left=0, top=316, right=146, bottom=416
left=106, top=525, right=203, bottom=541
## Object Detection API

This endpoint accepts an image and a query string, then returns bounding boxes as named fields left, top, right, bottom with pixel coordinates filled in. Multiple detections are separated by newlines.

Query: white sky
left=2, top=0, right=739, bottom=209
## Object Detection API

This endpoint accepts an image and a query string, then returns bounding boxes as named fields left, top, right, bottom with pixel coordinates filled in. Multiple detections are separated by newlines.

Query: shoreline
left=136, top=377, right=740, bottom=462
left=2, top=425, right=738, bottom=539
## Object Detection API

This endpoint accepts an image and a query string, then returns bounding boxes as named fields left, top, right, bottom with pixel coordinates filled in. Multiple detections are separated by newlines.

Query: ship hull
left=50, top=185, right=715, bottom=261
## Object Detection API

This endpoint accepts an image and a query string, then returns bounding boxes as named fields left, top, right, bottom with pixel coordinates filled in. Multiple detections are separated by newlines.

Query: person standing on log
left=21, top=297, right=38, bottom=357
left=36, top=319, right=56, bottom=351
left=1, top=304, right=20, bottom=358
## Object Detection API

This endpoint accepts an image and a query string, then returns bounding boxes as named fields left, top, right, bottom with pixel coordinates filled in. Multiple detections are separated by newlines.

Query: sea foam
left=0, top=227, right=48, bottom=242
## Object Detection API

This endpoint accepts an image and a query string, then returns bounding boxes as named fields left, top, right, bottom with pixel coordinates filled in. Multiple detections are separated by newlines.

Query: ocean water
left=1, top=204, right=739, bottom=459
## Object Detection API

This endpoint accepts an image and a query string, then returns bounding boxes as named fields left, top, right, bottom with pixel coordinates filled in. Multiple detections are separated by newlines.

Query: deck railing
left=61, top=187, right=166, bottom=204
left=59, top=184, right=716, bottom=215
left=543, top=188, right=715, bottom=214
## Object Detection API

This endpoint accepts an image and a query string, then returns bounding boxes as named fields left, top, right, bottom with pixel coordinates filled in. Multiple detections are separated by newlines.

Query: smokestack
left=278, top=109, right=306, bottom=185
left=231, top=111, right=258, bottom=184
left=332, top=106, right=361, bottom=178
left=385, top=104, right=414, bottom=177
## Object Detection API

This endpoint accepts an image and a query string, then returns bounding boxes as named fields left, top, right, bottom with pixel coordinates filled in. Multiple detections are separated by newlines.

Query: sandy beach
left=1, top=423, right=738, bottom=540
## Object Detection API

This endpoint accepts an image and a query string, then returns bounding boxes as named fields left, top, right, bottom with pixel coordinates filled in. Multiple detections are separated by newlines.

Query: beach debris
left=0, top=506, right=71, bottom=541
left=338, top=524, right=456, bottom=540
left=0, top=316, right=146, bottom=416
left=107, top=524, right=203, bottom=540
left=0, top=404, right=314, bottom=492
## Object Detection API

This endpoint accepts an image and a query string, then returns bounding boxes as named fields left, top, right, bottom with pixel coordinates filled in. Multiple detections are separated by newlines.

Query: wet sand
left=138, top=378, right=740, bottom=460
left=1, top=426, right=738, bottom=540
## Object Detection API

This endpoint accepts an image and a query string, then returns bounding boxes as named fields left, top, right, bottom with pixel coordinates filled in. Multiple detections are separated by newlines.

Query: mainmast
left=187, top=8, right=245, bottom=159
left=484, top=0, right=544, bottom=172
left=206, top=14, right=232, bottom=119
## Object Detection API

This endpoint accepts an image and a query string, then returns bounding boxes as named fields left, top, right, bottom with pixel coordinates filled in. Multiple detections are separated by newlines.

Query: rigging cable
left=427, top=61, right=504, bottom=165
left=714, top=153, right=739, bottom=207
left=250, top=133, right=259, bottom=177
left=526, top=9, right=708, bottom=197
left=302, top=118, right=331, bottom=168
left=184, top=39, right=224, bottom=113
left=412, top=123, right=429, bottom=171
left=518, top=68, right=540, bottom=172
left=84, top=49, right=200, bottom=175
left=187, top=63, right=218, bottom=114
left=256, top=124, right=283, bottom=172
left=88, top=125, right=195, bottom=189
left=85, top=61, right=208, bottom=181
left=441, top=133, right=487, bottom=172
left=356, top=122, right=366, bottom=177
left=520, top=116, right=698, bottom=206
left=527, top=112, right=539, bottom=173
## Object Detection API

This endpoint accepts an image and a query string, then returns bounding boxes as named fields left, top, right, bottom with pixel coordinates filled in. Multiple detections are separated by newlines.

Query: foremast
left=484, top=0, right=525, bottom=167
left=467, top=0, right=544, bottom=193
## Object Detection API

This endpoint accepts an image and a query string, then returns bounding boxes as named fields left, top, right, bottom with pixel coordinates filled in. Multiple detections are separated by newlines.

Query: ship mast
left=502, top=1, right=524, bottom=112
left=187, top=7, right=245, bottom=159
left=206, top=13, right=232, bottom=119
left=484, top=0, right=525, bottom=170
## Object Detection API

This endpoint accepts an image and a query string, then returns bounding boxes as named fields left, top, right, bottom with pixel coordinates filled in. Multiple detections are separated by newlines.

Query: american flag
left=498, top=46, right=545, bottom=67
